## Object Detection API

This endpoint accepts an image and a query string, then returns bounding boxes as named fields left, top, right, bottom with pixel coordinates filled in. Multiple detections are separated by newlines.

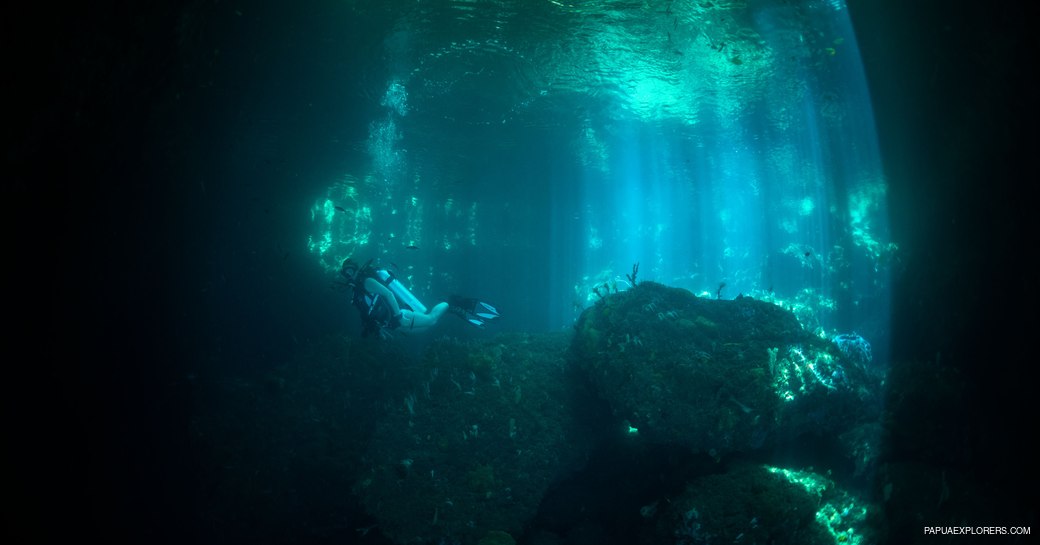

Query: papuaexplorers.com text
left=924, top=526, right=1031, bottom=536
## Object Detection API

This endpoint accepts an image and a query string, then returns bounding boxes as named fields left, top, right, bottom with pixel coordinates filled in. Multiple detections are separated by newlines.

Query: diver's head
left=340, top=258, right=359, bottom=282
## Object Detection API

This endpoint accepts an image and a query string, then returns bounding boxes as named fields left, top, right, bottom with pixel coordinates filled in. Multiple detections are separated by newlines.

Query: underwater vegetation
left=193, top=282, right=886, bottom=544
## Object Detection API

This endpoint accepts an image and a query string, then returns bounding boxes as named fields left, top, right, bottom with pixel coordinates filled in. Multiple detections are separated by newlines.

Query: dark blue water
left=16, top=0, right=1034, bottom=543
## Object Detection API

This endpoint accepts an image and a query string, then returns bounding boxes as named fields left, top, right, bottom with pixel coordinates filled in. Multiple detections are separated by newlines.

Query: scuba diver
left=340, top=258, right=500, bottom=338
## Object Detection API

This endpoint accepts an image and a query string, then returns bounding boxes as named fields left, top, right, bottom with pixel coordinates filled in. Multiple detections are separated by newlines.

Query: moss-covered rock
left=190, top=281, right=886, bottom=544
left=356, top=332, right=595, bottom=545
left=571, top=282, right=883, bottom=456
left=477, top=529, right=516, bottom=545
left=654, top=464, right=834, bottom=545
left=189, top=335, right=413, bottom=542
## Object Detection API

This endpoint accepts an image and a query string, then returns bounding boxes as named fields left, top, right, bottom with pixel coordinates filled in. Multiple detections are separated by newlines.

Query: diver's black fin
left=473, top=301, right=500, bottom=320
left=449, top=295, right=501, bottom=327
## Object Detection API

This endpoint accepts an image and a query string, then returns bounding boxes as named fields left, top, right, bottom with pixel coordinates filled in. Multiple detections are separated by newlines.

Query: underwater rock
left=189, top=336, right=415, bottom=542
left=356, top=332, right=594, bottom=545
left=477, top=529, right=517, bottom=545
left=648, top=463, right=877, bottom=545
left=571, top=282, right=883, bottom=456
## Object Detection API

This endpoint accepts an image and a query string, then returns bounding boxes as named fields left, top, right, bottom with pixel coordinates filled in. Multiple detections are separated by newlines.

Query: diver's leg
left=398, top=303, right=448, bottom=334
left=428, top=302, right=448, bottom=321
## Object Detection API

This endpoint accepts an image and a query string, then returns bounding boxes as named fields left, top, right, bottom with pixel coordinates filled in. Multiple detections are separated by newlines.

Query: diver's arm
left=364, top=277, right=402, bottom=316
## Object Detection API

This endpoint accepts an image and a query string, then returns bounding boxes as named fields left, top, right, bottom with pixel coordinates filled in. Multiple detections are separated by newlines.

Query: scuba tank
left=374, top=269, right=428, bottom=314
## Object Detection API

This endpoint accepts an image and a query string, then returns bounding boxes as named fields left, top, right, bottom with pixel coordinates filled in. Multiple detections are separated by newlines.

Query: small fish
left=405, top=245, right=419, bottom=250
left=335, top=205, right=346, bottom=212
